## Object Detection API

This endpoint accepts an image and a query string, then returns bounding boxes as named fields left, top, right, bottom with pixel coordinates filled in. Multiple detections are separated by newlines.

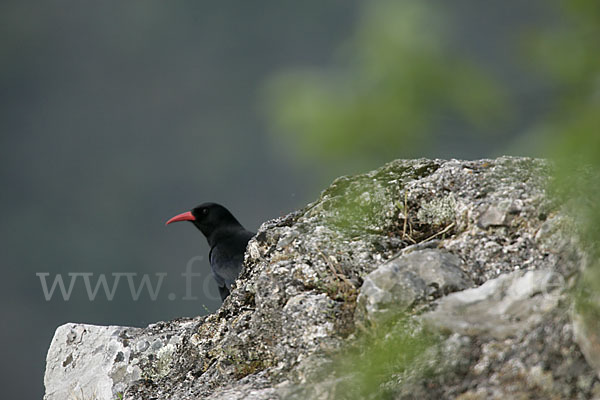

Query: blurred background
left=1, top=0, right=597, bottom=398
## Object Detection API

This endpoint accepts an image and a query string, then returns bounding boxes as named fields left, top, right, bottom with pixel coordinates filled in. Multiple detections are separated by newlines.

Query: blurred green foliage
left=332, top=316, right=439, bottom=400
left=264, top=0, right=510, bottom=168
left=527, top=0, right=599, bottom=175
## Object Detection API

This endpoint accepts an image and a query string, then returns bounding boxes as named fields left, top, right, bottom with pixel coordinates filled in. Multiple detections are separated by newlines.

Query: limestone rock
left=423, top=269, right=563, bottom=339
left=44, top=319, right=202, bottom=400
left=42, top=157, right=598, bottom=399
left=44, top=324, right=140, bottom=400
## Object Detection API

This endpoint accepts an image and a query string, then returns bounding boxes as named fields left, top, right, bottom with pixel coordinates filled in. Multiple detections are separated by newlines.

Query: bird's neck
left=205, top=224, right=244, bottom=248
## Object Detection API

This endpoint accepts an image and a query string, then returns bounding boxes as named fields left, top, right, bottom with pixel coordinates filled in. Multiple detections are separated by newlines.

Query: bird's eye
left=202, top=208, right=208, bottom=215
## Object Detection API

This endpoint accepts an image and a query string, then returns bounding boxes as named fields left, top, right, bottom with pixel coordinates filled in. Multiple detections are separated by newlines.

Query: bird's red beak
left=165, top=211, right=196, bottom=226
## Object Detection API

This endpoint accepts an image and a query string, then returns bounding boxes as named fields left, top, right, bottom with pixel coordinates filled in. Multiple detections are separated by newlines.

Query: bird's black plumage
left=166, top=202, right=254, bottom=301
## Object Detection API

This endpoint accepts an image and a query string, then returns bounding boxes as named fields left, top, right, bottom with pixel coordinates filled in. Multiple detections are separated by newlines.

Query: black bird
left=166, top=202, right=254, bottom=301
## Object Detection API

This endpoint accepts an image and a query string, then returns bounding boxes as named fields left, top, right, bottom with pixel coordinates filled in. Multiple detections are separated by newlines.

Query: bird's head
left=165, top=202, right=241, bottom=240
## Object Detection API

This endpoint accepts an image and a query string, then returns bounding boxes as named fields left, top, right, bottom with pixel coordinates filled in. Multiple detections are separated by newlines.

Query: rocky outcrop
left=43, top=157, right=599, bottom=399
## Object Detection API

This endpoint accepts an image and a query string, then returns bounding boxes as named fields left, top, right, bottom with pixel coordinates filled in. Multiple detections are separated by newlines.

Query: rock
left=44, top=324, right=140, bottom=400
left=399, top=300, right=598, bottom=400
left=477, top=199, right=522, bottom=229
left=573, top=310, right=600, bottom=380
left=356, top=249, right=473, bottom=324
left=478, top=205, right=507, bottom=228
left=423, top=269, right=563, bottom=339
left=42, top=157, right=598, bottom=399
left=416, top=194, right=457, bottom=226
left=44, top=319, right=203, bottom=400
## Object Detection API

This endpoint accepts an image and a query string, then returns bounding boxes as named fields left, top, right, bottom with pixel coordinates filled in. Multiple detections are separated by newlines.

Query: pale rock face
left=44, top=324, right=140, bottom=400
left=423, top=269, right=563, bottom=339
left=43, top=157, right=599, bottom=400
left=44, top=319, right=201, bottom=400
